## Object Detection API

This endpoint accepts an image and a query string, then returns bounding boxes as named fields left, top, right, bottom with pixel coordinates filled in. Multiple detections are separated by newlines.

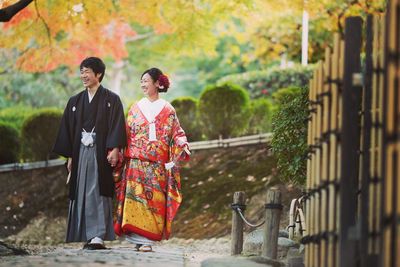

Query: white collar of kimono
left=137, top=97, right=167, bottom=123
left=87, top=89, right=97, bottom=103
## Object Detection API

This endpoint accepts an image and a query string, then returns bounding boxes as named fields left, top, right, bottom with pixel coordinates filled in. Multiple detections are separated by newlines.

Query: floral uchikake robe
left=114, top=101, right=189, bottom=241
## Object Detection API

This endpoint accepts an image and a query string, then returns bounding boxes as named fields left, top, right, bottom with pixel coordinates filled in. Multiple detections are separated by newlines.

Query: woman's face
left=141, top=73, right=159, bottom=97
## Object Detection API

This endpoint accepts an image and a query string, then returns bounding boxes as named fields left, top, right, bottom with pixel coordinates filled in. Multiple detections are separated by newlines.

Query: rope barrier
left=231, top=199, right=284, bottom=228
left=231, top=205, right=265, bottom=228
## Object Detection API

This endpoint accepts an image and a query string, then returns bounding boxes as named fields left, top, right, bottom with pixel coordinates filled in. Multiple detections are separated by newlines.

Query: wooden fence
left=304, top=1, right=400, bottom=266
left=188, top=133, right=271, bottom=150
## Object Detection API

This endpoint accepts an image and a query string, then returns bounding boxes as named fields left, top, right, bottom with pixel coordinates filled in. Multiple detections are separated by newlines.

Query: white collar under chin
left=137, top=98, right=167, bottom=122
left=87, top=90, right=97, bottom=103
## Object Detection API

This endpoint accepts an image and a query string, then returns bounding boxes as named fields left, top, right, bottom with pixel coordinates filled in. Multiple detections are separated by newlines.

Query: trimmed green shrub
left=21, top=108, right=63, bottom=161
left=272, top=86, right=304, bottom=105
left=270, top=86, right=309, bottom=185
left=198, top=83, right=250, bottom=139
left=171, top=97, right=202, bottom=141
left=217, top=65, right=314, bottom=99
left=0, top=122, right=20, bottom=164
left=0, top=106, right=34, bottom=131
left=247, top=98, right=273, bottom=134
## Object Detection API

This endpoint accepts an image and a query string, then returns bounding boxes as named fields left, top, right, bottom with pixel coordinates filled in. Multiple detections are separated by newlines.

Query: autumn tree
left=223, top=0, right=386, bottom=65
left=0, top=0, right=252, bottom=73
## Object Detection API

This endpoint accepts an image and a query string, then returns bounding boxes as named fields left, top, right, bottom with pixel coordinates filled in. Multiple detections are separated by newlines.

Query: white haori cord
left=137, top=98, right=166, bottom=142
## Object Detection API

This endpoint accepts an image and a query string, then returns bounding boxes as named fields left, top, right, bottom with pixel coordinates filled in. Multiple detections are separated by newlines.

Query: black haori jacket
left=53, top=86, right=127, bottom=200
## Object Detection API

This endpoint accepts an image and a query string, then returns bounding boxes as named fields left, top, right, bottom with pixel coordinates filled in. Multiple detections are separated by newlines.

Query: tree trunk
left=108, top=60, right=125, bottom=95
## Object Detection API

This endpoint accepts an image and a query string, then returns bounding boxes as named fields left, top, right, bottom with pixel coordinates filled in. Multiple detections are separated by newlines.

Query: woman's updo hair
left=141, top=67, right=170, bottom=93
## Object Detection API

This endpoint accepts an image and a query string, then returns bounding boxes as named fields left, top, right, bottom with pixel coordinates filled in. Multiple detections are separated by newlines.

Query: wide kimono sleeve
left=165, top=111, right=190, bottom=239
left=106, top=95, right=127, bottom=149
left=168, top=112, right=190, bottom=165
left=53, top=99, right=73, bottom=158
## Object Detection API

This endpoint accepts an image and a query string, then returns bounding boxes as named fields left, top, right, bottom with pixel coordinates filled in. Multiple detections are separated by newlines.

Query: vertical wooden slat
left=327, top=33, right=341, bottom=267
left=321, top=47, right=331, bottom=267
left=314, top=62, right=324, bottom=267
left=370, top=15, right=379, bottom=257
left=336, top=38, right=346, bottom=267
left=339, top=16, right=363, bottom=267
left=310, top=66, right=317, bottom=267
left=305, top=74, right=313, bottom=266
left=382, top=1, right=400, bottom=267
left=360, top=15, right=374, bottom=267
left=376, top=14, right=385, bottom=257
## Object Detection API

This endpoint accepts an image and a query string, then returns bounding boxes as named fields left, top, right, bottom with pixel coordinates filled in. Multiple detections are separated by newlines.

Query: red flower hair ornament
left=158, top=74, right=170, bottom=91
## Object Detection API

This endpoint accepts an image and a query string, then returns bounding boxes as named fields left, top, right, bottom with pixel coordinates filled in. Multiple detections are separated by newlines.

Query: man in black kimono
left=53, top=57, right=126, bottom=250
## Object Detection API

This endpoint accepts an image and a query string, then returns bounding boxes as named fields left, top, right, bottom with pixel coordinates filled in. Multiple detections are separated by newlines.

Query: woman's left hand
left=184, top=146, right=191, bottom=156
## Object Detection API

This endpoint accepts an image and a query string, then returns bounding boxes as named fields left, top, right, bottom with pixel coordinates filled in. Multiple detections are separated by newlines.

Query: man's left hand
left=107, top=148, right=119, bottom=167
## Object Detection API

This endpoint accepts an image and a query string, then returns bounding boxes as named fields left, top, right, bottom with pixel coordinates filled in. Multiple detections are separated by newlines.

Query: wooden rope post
left=231, top=191, right=246, bottom=255
left=262, top=188, right=282, bottom=259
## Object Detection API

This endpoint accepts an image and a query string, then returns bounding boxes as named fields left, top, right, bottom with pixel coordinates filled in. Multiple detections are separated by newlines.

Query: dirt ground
left=0, top=144, right=302, bottom=246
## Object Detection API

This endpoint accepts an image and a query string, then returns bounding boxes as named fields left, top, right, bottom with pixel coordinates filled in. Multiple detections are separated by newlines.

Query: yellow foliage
left=229, top=0, right=386, bottom=64
left=0, top=0, right=387, bottom=71
left=0, top=0, right=251, bottom=72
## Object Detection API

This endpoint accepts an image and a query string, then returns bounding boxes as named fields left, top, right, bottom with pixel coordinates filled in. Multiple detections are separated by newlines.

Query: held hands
left=107, top=148, right=119, bottom=167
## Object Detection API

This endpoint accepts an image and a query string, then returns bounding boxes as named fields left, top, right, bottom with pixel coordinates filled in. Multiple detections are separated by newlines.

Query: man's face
left=80, top=67, right=101, bottom=88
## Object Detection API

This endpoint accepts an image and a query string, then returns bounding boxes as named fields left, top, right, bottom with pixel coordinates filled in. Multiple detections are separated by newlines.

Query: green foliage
left=0, top=67, right=81, bottom=109
left=272, top=86, right=303, bottom=105
left=0, top=106, right=34, bottom=130
left=247, top=98, right=273, bottom=134
left=271, top=86, right=309, bottom=184
left=21, top=108, right=63, bottom=162
left=171, top=97, right=202, bottom=141
left=0, top=122, right=20, bottom=164
left=217, top=65, right=314, bottom=99
left=158, top=35, right=267, bottom=100
left=198, top=83, right=250, bottom=139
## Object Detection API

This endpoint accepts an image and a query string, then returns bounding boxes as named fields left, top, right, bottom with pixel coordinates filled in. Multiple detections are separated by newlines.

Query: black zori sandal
left=87, top=243, right=107, bottom=250
left=83, top=239, right=107, bottom=250
left=134, top=244, right=143, bottom=251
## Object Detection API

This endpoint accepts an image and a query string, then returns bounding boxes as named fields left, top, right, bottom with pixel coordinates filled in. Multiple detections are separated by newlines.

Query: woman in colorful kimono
left=114, top=67, right=190, bottom=252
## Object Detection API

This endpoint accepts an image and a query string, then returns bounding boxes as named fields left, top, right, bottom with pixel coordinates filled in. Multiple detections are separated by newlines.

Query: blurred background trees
left=0, top=0, right=386, bottom=176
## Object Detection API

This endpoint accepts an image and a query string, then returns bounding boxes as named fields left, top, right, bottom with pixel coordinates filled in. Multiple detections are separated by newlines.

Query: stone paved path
left=0, top=237, right=275, bottom=267
left=0, top=238, right=231, bottom=267
left=1, top=246, right=186, bottom=267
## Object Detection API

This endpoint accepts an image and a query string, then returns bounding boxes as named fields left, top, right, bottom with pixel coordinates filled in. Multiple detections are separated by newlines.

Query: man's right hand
left=67, top=158, right=72, bottom=173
